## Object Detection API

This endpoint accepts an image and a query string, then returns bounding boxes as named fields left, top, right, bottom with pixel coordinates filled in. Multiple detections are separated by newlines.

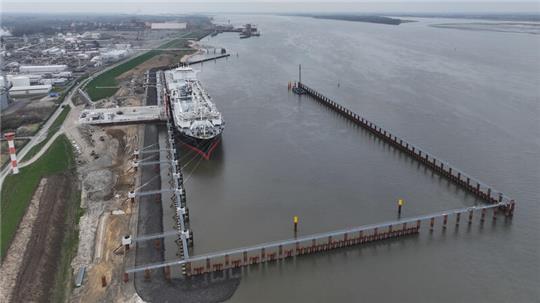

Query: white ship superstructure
left=164, top=66, right=224, bottom=141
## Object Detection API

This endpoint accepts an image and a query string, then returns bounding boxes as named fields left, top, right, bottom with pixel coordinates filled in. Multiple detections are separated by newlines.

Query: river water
left=182, top=15, right=539, bottom=302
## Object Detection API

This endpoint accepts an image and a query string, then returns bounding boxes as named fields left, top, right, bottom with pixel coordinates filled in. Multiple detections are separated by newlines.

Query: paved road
left=0, top=81, right=83, bottom=191
left=0, top=49, right=148, bottom=191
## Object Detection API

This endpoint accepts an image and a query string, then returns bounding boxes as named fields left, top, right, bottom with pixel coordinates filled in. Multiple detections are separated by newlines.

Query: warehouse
left=19, top=64, right=68, bottom=74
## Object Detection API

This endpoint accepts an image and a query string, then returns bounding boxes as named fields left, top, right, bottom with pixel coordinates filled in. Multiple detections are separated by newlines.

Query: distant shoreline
left=431, top=22, right=540, bottom=35
left=309, top=14, right=412, bottom=25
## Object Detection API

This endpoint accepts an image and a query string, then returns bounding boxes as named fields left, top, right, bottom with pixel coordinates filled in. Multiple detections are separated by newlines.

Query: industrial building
left=8, top=84, right=52, bottom=97
left=0, top=76, right=12, bottom=109
left=4, top=74, right=52, bottom=97
left=19, top=64, right=68, bottom=74
left=150, top=22, right=187, bottom=30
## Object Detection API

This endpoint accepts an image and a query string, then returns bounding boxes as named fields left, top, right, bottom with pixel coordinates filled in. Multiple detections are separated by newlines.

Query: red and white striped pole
left=4, top=132, right=19, bottom=174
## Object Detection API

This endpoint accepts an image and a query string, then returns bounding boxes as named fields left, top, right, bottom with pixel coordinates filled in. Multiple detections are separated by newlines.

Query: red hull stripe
left=181, top=138, right=221, bottom=160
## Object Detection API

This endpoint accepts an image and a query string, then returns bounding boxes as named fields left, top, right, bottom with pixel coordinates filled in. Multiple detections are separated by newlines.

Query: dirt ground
left=67, top=40, right=200, bottom=303
left=1, top=99, right=57, bottom=132
left=10, top=173, right=74, bottom=303
left=77, top=213, right=130, bottom=302
left=69, top=123, right=141, bottom=303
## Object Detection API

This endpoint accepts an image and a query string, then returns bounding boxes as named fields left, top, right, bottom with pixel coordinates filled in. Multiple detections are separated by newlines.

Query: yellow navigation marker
left=398, top=199, right=404, bottom=206
left=293, top=216, right=299, bottom=224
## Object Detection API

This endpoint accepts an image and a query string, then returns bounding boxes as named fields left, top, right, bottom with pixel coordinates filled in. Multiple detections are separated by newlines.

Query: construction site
left=0, top=16, right=224, bottom=302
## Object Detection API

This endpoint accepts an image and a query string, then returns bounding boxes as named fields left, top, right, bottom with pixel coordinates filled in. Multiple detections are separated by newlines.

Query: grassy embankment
left=21, top=104, right=71, bottom=162
left=85, top=30, right=209, bottom=101
left=1, top=134, right=82, bottom=301
left=1, top=134, right=75, bottom=258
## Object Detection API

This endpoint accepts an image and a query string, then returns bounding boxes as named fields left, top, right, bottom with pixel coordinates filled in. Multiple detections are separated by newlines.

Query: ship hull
left=175, top=131, right=222, bottom=160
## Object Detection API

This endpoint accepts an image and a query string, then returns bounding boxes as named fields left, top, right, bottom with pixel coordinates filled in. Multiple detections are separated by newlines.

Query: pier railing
left=298, top=82, right=515, bottom=207
left=125, top=202, right=511, bottom=277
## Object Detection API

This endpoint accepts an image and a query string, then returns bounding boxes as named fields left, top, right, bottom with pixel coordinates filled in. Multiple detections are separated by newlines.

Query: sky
left=1, top=1, right=539, bottom=14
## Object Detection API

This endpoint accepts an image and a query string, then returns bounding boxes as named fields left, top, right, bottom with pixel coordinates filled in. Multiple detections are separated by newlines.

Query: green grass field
left=1, top=134, right=75, bottom=259
left=85, top=30, right=209, bottom=101
left=22, top=105, right=71, bottom=162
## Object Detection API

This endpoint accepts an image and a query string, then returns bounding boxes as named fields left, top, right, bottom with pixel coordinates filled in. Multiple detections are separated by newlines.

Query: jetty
left=120, top=80, right=516, bottom=281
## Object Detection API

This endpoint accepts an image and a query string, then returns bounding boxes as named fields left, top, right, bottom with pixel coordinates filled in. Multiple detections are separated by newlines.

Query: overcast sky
left=1, top=1, right=539, bottom=14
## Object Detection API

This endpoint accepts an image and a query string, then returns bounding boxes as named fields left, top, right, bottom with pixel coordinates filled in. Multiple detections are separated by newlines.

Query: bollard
left=101, top=275, right=107, bottom=287
left=506, top=200, right=516, bottom=217
left=456, top=213, right=461, bottom=226
left=443, top=215, right=448, bottom=229
left=492, top=208, right=497, bottom=221
left=510, top=200, right=516, bottom=216
left=185, top=262, right=192, bottom=276
left=144, top=269, right=151, bottom=281
left=164, top=266, right=171, bottom=281
left=225, top=254, right=230, bottom=266
left=430, top=218, right=435, bottom=232
left=416, top=220, right=421, bottom=230
left=468, top=210, right=473, bottom=224
left=481, top=209, right=486, bottom=222
left=398, top=199, right=404, bottom=215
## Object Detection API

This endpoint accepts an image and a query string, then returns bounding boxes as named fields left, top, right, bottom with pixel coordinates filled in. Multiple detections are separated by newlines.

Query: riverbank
left=85, top=30, right=211, bottom=101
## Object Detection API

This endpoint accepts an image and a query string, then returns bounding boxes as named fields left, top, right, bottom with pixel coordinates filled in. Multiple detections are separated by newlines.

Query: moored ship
left=164, top=66, right=224, bottom=159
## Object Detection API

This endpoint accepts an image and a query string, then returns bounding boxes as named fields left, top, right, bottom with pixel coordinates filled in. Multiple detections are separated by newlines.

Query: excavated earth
left=10, top=173, right=75, bottom=303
